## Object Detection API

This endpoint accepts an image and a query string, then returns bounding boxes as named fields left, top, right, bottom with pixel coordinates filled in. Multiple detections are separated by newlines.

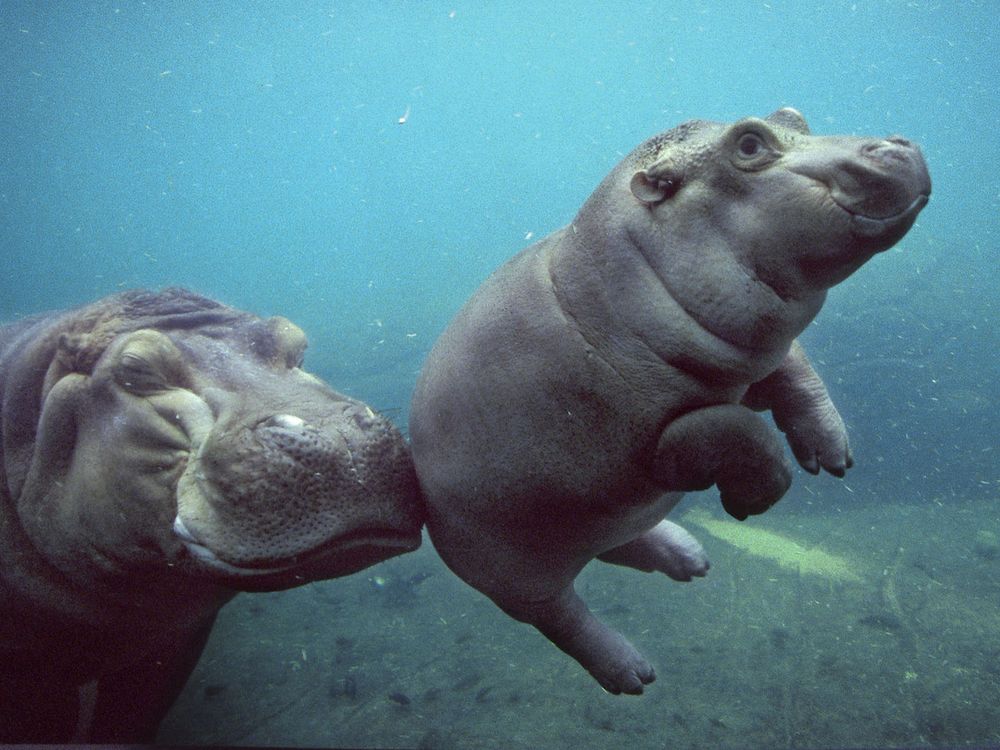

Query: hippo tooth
left=173, top=516, right=220, bottom=563
left=172, top=515, right=197, bottom=543
left=183, top=540, right=220, bottom=563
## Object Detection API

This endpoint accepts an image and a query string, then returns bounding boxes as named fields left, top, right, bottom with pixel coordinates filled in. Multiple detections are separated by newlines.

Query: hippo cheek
left=173, top=414, right=422, bottom=590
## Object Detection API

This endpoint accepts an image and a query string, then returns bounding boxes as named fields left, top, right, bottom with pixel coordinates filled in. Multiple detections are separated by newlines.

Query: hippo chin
left=409, top=108, right=930, bottom=695
left=0, top=288, right=424, bottom=742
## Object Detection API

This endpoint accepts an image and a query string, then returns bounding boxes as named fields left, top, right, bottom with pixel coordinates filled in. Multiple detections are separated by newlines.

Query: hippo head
left=10, top=290, right=423, bottom=594
left=594, top=108, right=931, bottom=349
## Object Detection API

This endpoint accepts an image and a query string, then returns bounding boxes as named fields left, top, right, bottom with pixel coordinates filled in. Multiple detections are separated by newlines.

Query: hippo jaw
left=173, top=402, right=423, bottom=591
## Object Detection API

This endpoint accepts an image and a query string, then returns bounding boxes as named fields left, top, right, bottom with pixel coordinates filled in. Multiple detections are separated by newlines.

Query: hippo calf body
left=410, top=109, right=930, bottom=694
left=0, top=289, right=424, bottom=741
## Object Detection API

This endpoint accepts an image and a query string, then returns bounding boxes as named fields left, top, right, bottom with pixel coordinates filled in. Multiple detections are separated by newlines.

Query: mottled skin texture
left=0, top=289, right=424, bottom=742
left=410, top=109, right=930, bottom=695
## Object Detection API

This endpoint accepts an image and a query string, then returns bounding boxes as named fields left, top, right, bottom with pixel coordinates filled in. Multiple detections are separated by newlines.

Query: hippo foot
left=509, top=588, right=656, bottom=695
left=779, top=401, right=853, bottom=477
left=598, top=520, right=709, bottom=581
left=718, top=458, right=792, bottom=521
left=745, top=341, right=854, bottom=477
left=653, top=404, right=793, bottom=521
left=584, top=630, right=656, bottom=695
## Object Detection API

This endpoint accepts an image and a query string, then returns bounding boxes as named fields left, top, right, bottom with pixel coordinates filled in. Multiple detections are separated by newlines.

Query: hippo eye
left=736, top=132, right=767, bottom=158
left=112, top=330, right=186, bottom=395
left=115, top=352, right=169, bottom=394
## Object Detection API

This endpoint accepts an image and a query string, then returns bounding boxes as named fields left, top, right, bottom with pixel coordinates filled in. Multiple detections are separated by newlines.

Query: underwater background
left=1, top=1, right=996, bottom=748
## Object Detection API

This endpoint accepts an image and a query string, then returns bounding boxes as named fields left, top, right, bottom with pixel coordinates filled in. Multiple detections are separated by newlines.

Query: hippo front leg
left=651, top=404, right=792, bottom=520
left=743, top=339, right=852, bottom=476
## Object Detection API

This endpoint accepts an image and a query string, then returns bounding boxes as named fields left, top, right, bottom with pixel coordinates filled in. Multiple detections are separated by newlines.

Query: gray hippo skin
left=409, top=108, right=930, bottom=694
left=0, top=288, right=424, bottom=741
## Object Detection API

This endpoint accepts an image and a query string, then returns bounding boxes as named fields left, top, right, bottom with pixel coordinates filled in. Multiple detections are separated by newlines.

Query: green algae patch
left=683, top=507, right=864, bottom=584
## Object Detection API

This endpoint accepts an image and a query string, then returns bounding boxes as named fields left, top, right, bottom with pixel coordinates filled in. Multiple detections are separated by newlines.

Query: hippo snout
left=788, top=133, right=930, bottom=244
left=862, top=135, right=916, bottom=163
left=847, top=136, right=930, bottom=240
left=839, top=138, right=929, bottom=214
left=253, top=413, right=347, bottom=468
left=174, top=399, right=423, bottom=588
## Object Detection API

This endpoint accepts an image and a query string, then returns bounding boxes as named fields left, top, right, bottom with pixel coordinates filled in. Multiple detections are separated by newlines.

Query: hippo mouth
left=840, top=193, right=929, bottom=239
left=172, top=514, right=421, bottom=587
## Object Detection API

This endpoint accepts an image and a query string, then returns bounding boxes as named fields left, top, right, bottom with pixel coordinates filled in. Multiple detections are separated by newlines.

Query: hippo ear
left=765, top=107, right=810, bottom=135
left=630, top=170, right=681, bottom=206
left=248, top=317, right=308, bottom=369
left=269, top=317, right=307, bottom=369
left=40, top=333, right=90, bottom=403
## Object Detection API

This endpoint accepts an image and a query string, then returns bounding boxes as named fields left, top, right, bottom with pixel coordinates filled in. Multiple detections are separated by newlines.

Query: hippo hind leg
left=598, top=519, right=710, bottom=581
left=500, top=586, right=656, bottom=695
left=429, top=514, right=654, bottom=694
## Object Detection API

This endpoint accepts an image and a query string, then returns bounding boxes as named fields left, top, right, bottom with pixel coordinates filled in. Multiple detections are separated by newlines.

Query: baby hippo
left=409, top=108, right=930, bottom=694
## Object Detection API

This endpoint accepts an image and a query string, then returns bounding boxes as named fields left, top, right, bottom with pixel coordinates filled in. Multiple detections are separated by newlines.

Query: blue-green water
left=1, top=2, right=997, bottom=747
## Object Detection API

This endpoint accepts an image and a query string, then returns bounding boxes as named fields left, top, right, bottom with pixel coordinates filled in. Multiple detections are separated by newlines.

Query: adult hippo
left=409, top=108, right=930, bottom=694
left=0, top=288, right=424, bottom=741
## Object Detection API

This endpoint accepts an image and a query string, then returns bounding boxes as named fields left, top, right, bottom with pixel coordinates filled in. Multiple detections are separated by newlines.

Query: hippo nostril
left=859, top=138, right=914, bottom=169
left=349, top=405, right=381, bottom=430
left=861, top=140, right=890, bottom=155
left=262, top=414, right=305, bottom=430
